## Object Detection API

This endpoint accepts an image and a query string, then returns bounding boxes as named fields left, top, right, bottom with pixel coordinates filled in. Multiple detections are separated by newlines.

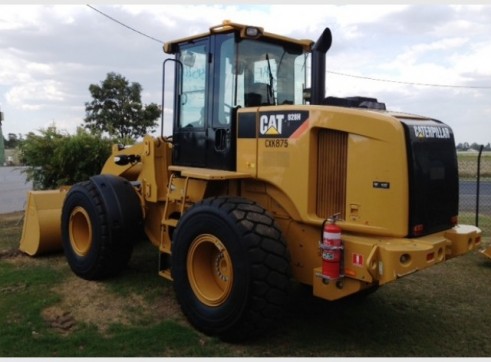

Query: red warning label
left=352, top=253, right=364, bottom=267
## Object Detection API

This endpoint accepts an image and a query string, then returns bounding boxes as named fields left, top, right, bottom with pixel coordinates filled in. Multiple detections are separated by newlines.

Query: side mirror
left=182, top=51, right=196, bottom=67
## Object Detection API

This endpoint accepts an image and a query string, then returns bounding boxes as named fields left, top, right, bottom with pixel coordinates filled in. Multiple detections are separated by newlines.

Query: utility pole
left=0, top=108, right=5, bottom=166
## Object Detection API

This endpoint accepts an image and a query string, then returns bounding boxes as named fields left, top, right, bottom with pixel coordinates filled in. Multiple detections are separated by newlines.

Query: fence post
left=476, top=145, right=484, bottom=227
left=0, top=109, right=5, bottom=166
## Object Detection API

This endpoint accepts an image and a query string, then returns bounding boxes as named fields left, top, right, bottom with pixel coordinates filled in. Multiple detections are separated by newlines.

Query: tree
left=4, top=133, right=21, bottom=149
left=470, top=143, right=481, bottom=151
left=20, top=126, right=112, bottom=190
left=84, top=72, right=160, bottom=144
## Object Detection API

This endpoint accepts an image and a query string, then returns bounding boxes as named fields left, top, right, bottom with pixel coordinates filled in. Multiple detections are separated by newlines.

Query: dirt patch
left=0, top=249, right=23, bottom=259
left=42, top=307, right=77, bottom=335
left=0, top=248, right=46, bottom=268
left=0, top=240, right=186, bottom=336
left=1, top=249, right=67, bottom=269
left=0, top=211, right=24, bottom=224
left=43, top=275, right=184, bottom=335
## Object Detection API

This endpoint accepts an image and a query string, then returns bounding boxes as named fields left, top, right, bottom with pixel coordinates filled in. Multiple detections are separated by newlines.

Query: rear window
left=400, top=119, right=459, bottom=236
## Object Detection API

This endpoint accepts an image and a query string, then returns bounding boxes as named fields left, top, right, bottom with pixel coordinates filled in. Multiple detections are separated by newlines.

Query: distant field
left=458, top=151, right=491, bottom=178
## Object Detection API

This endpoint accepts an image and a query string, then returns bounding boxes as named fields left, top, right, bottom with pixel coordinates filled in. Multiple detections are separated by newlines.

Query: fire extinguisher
left=321, top=216, right=344, bottom=280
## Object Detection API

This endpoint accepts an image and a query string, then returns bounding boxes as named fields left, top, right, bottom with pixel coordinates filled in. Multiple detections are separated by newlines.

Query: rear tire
left=172, top=196, right=291, bottom=341
left=61, top=175, right=142, bottom=280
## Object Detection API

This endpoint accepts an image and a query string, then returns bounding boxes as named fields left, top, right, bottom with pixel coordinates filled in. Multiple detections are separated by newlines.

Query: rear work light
left=413, top=224, right=424, bottom=236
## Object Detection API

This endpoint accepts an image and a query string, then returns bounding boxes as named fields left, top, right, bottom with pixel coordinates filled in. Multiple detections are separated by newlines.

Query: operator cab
left=163, top=21, right=312, bottom=170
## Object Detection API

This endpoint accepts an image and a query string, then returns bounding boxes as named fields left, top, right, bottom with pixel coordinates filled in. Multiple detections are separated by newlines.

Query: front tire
left=172, top=196, right=291, bottom=341
left=61, top=175, right=142, bottom=280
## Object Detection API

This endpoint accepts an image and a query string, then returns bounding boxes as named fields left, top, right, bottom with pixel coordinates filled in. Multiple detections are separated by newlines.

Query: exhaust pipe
left=310, top=27, right=332, bottom=105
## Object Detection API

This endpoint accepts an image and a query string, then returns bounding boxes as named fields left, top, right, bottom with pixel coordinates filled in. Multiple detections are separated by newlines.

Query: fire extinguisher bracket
left=315, top=271, right=345, bottom=283
left=319, top=243, right=344, bottom=251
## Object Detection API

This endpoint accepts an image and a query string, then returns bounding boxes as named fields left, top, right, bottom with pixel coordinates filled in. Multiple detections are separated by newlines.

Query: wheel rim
left=187, top=234, right=234, bottom=307
left=69, top=206, right=93, bottom=257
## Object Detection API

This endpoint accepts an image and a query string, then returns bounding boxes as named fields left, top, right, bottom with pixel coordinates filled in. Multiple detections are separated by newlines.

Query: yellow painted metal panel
left=19, top=189, right=68, bottom=256
left=168, top=165, right=250, bottom=180
left=481, top=247, right=491, bottom=259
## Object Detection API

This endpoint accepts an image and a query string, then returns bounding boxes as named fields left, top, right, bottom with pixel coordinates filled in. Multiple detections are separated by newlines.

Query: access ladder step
left=162, top=218, right=178, bottom=227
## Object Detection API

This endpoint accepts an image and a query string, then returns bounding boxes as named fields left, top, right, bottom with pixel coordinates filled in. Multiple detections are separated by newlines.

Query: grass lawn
left=1, top=211, right=491, bottom=357
left=458, top=151, right=491, bottom=178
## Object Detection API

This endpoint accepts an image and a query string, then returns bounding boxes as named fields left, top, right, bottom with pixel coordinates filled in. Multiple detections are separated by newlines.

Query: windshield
left=220, top=37, right=308, bottom=116
left=177, top=34, right=310, bottom=128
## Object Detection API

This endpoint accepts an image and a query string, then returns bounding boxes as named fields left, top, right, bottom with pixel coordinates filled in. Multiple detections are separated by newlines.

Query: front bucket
left=19, top=188, right=68, bottom=256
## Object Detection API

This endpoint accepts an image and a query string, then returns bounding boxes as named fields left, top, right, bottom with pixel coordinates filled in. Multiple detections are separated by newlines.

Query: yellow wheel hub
left=187, top=234, right=234, bottom=307
left=69, top=206, right=93, bottom=257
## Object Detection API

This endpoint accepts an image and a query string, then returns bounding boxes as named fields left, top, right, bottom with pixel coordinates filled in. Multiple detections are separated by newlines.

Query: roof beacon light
left=244, top=26, right=261, bottom=38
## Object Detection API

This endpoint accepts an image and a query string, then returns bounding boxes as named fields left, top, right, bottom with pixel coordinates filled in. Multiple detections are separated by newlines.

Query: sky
left=0, top=4, right=490, bottom=145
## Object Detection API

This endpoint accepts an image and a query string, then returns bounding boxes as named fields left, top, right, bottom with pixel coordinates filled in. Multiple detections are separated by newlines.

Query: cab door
left=172, top=39, right=208, bottom=167
left=206, top=33, right=236, bottom=171
left=172, top=34, right=237, bottom=171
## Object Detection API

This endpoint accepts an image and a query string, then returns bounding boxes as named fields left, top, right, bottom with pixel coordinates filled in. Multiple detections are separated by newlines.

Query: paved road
left=0, top=167, right=32, bottom=213
left=460, top=180, right=491, bottom=213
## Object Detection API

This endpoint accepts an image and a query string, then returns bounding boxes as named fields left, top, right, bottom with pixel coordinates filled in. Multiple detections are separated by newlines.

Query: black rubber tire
left=171, top=196, right=291, bottom=341
left=61, top=176, right=142, bottom=280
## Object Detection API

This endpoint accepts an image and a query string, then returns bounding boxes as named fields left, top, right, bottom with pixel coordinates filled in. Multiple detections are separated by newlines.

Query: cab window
left=179, top=43, right=207, bottom=129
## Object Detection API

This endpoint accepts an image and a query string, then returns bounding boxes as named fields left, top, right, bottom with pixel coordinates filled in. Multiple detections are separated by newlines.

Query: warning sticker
left=352, top=253, right=364, bottom=267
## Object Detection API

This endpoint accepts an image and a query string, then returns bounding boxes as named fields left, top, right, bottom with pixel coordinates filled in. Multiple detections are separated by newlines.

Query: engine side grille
left=316, top=130, right=348, bottom=218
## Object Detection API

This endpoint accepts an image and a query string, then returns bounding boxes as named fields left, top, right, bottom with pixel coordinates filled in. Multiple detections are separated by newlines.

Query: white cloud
left=0, top=54, right=31, bottom=84
left=0, top=4, right=490, bottom=145
left=452, top=41, right=491, bottom=78
left=0, top=5, right=43, bottom=30
left=397, top=37, right=468, bottom=64
left=6, top=80, right=65, bottom=110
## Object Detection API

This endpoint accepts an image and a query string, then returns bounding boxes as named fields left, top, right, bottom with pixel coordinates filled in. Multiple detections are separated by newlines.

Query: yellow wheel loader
left=19, top=21, right=482, bottom=340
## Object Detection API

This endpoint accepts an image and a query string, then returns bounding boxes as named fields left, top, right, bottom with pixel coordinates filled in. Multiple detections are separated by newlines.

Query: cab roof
left=163, top=20, right=314, bottom=54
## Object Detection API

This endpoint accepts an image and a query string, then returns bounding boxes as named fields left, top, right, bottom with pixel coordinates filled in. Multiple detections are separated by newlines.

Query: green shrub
left=19, top=127, right=112, bottom=190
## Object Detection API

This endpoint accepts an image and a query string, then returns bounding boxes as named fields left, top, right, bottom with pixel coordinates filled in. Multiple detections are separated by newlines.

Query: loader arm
left=19, top=135, right=172, bottom=256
